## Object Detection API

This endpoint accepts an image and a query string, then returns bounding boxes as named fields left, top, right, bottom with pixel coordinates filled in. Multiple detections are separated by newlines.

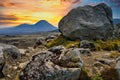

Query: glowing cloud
left=0, top=0, right=81, bottom=27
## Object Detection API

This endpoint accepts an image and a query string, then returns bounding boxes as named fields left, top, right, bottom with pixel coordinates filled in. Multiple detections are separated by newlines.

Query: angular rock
left=48, top=45, right=65, bottom=54
left=2, top=64, right=12, bottom=77
left=33, top=38, right=45, bottom=49
left=51, top=48, right=83, bottom=68
left=116, top=57, right=120, bottom=79
left=80, top=40, right=95, bottom=51
left=19, top=49, right=26, bottom=56
left=79, top=48, right=91, bottom=56
left=0, top=43, right=21, bottom=78
left=45, top=34, right=58, bottom=42
left=95, top=58, right=113, bottom=65
left=20, top=48, right=83, bottom=80
left=2, top=48, right=21, bottom=64
left=19, top=61, right=28, bottom=69
left=59, top=3, right=113, bottom=40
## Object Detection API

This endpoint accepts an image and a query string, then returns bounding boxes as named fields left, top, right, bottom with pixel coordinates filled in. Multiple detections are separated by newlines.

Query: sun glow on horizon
left=0, top=0, right=81, bottom=27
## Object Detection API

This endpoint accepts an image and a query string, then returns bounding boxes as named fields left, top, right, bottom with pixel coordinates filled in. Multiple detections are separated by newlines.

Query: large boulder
left=20, top=47, right=83, bottom=80
left=59, top=3, right=113, bottom=40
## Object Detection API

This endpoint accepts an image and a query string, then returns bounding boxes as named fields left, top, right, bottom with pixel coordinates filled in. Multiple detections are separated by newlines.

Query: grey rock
left=46, top=34, right=58, bottom=42
left=33, top=38, right=46, bottom=49
left=0, top=43, right=21, bottom=78
left=79, top=48, right=91, bottom=56
left=19, top=61, right=28, bottom=69
left=2, top=48, right=21, bottom=64
left=0, top=43, right=21, bottom=59
left=48, top=45, right=65, bottom=54
left=51, top=48, right=83, bottom=68
left=116, top=57, right=120, bottom=78
left=19, top=49, right=26, bottom=56
left=59, top=3, right=113, bottom=40
left=95, top=58, right=113, bottom=65
left=80, top=40, right=95, bottom=51
left=2, top=64, right=12, bottom=77
left=20, top=49, right=83, bottom=80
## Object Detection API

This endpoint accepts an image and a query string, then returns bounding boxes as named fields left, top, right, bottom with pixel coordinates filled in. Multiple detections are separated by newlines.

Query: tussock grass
left=94, top=39, right=120, bottom=51
left=46, top=35, right=120, bottom=51
left=110, top=51, right=120, bottom=58
left=46, top=35, right=79, bottom=48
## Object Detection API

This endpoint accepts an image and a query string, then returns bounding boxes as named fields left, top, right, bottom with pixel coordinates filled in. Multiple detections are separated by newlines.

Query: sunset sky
left=0, top=0, right=120, bottom=28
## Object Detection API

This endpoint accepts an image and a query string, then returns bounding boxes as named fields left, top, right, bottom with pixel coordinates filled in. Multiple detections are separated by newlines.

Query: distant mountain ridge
left=113, top=19, right=120, bottom=24
left=0, top=20, right=57, bottom=35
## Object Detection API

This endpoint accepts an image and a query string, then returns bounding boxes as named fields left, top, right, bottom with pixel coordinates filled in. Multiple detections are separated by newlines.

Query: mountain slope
left=0, top=20, right=57, bottom=35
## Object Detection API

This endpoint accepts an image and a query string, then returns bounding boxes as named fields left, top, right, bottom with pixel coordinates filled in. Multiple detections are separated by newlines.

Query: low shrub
left=100, top=67, right=119, bottom=80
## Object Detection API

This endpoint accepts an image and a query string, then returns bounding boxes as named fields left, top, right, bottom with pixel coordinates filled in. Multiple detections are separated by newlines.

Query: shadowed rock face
left=59, top=3, right=113, bottom=40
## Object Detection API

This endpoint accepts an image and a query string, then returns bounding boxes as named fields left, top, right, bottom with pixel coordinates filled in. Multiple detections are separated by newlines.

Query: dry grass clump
left=46, top=35, right=120, bottom=51
left=46, top=35, right=79, bottom=48
left=110, top=51, right=120, bottom=58
left=94, top=39, right=120, bottom=51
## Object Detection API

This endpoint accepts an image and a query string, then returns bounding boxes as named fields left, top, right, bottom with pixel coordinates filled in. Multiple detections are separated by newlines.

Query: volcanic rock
left=59, top=3, right=113, bottom=40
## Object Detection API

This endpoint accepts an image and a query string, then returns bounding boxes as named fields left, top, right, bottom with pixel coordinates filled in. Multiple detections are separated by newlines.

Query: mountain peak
left=35, top=20, right=49, bottom=26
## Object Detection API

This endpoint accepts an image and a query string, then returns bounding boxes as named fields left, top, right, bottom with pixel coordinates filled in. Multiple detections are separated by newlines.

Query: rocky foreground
left=0, top=36, right=120, bottom=80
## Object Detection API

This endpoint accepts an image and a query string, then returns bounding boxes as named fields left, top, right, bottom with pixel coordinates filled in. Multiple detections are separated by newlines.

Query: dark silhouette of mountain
left=113, top=19, right=120, bottom=24
left=0, top=20, right=57, bottom=35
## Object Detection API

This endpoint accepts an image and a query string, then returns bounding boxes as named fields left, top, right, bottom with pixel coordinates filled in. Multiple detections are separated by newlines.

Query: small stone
left=26, top=53, right=30, bottom=56
left=7, top=74, right=11, bottom=78
left=80, top=40, right=95, bottom=51
left=95, top=58, right=113, bottom=65
left=13, top=66, right=17, bottom=70
left=79, top=48, right=91, bottom=56
left=19, top=62, right=28, bottom=69
left=19, top=49, right=26, bottom=56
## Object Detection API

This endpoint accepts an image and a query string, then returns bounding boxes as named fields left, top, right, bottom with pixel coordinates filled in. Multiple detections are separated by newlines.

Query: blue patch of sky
left=80, top=0, right=120, bottom=18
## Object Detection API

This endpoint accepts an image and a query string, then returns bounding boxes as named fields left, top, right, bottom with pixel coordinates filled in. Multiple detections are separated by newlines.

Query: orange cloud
left=0, top=0, right=82, bottom=27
